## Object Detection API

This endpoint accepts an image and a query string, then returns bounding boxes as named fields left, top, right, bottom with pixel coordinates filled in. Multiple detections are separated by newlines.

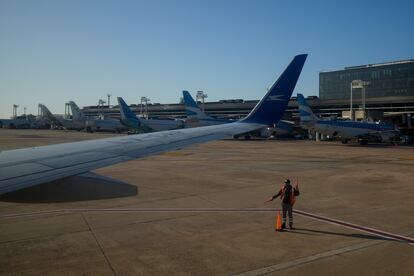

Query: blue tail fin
left=182, top=90, right=212, bottom=119
left=242, top=54, right=307, bottom=125
left=182, top=91, right=199, bottom=109
left=117, top=97, right=141, bottom=128
left=297, top=93, right=318, bottom=124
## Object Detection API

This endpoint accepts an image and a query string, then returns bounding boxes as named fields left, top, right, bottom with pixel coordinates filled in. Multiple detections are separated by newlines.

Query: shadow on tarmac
left=286, top=228, right=391, bottom=241
left=0, top=173, right=138, bottom=203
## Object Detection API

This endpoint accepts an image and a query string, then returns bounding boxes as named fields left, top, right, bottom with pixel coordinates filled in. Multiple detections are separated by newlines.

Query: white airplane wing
left=0, top=54, right=307, bottom=195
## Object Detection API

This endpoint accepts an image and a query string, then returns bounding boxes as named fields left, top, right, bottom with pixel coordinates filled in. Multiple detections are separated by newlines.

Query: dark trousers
left=282, top=203, right=293, bottom=225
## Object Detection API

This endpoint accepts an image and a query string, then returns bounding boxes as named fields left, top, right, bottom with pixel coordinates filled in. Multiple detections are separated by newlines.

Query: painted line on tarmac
left=232, top=239, right=384, bottom=276
left=2, top=207, right=413, bottom=244
left=293, top=209, right=414, bottom=245
left=0, top=208, right=281, bottom=218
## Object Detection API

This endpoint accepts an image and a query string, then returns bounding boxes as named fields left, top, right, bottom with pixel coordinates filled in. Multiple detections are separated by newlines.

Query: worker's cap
left=284, top=179, right=291, bottom=184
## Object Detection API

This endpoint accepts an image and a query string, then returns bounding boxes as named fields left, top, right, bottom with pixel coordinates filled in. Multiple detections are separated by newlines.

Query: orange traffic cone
left=275, top=211, right=282, bottom=231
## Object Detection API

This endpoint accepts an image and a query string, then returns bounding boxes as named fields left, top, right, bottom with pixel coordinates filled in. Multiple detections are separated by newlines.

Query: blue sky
left=0, top=0, right=413, bottom=118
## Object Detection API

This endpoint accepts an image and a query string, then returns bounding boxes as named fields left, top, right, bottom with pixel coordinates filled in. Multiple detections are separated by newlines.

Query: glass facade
left=319, top=60, right=414, bottom=100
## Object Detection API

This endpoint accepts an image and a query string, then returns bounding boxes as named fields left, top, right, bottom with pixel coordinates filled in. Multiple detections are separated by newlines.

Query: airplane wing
left=0, top=54, right=307, bottom=195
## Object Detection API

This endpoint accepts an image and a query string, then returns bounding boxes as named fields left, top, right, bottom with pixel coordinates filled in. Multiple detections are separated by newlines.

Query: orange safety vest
left=280, top=186, right=296, bottom=205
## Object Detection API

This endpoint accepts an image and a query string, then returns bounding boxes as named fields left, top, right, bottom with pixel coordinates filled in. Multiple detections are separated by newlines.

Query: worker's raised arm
left=272, top=189, right=282, bottom=200
left=294, top=186, right=300, bottom=196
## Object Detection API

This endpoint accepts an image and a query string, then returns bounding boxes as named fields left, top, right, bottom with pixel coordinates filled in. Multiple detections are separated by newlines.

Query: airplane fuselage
left=143, top=118, right=185, bottom=131
left=304, top=120, right=399, bottom=142
left=85, top=119, right=127, bottom=132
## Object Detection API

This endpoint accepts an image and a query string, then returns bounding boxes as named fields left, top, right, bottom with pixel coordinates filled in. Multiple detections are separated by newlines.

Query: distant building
left=320, top=59, right=414, bottom=100
left=81, top=59, right=414, bottom=136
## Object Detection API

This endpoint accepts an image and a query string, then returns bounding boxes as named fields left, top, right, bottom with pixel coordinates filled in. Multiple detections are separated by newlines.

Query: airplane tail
left=38, top=104, right=54, bottom=118
left=182, top=91, right=212, bottom=119
left=297, top=93, right=318, bottom=124
left=68, top=101, right=86, bottom=121
left=38, top=104, right=61, bottom=125
left=117, top=97, right=141, bottom=129
left=242, top=54, right=307, bottom=126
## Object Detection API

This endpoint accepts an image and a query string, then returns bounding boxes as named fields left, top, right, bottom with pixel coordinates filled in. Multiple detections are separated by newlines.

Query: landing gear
left=359, top=139, right=368, bottom=145
left=341, top=139, right=349, bottom=144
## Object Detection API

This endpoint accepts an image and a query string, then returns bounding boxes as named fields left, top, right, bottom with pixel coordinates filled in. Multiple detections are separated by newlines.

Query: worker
left=270, top=179, right=300, bottom=230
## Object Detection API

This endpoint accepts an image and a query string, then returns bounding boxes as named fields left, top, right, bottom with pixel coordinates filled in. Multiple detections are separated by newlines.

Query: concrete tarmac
left=0, top=129, right=413, bottom=275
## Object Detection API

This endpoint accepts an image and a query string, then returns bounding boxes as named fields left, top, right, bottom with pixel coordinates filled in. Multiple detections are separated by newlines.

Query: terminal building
left=320, top=59, right=414, bottom=100
left=82, top=59, right=414, bottom=135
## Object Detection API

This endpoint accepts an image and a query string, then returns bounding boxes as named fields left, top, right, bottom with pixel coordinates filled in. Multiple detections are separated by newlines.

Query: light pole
left=65, top=102, right=70, bottom=118
left=351, top=80, right=370, bottom=120
left=361, top=81, right=370, bottom=120
left=98, top=99, right=106, bottom=119
left=13, top=104, right=19, bottom=118
left=196, top=91, right=208, bottom=112
left=107, top=94, right=111, bottom=107
left=140, top=97, right=150, bottom=118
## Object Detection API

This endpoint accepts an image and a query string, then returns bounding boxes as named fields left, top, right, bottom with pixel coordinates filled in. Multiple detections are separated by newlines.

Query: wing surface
left=0, top=54, right=307, bottom=195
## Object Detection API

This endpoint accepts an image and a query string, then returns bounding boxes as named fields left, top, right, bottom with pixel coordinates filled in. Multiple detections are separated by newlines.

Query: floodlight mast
left=12, top=104, right=19, bottom=118
left=107, top=94, right=112, bottom=107
left=350, top=80, right=370, bottom=120
left=140, top=96, right=150, bottom=118
left=196, top=91, right=208, bottom=112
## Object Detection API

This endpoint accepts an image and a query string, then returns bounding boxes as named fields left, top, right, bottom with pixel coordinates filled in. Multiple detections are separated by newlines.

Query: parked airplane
left=182, top=90, right=233, bottom=127
left=69, top=101, right=127, bottom=132
left=68, top=101, right=87, bottom=122
left=55, top=101, right=88, bottom=130
left=38, top=101, right=86, bottom=131
left=182, top=90, right=295, bottom=138
left=118, top=97, right=184, bottom=132
left=297, top=93, right=400, bottom=144
left=0, top=54, right=307, bottom=195
left=36, top=104, right=66, bottom=129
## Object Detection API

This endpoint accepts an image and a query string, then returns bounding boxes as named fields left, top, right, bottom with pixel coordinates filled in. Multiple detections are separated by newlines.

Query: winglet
left=242, top=54, right=307, bottom=125
left=117, top=97, right=141, bottom=128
